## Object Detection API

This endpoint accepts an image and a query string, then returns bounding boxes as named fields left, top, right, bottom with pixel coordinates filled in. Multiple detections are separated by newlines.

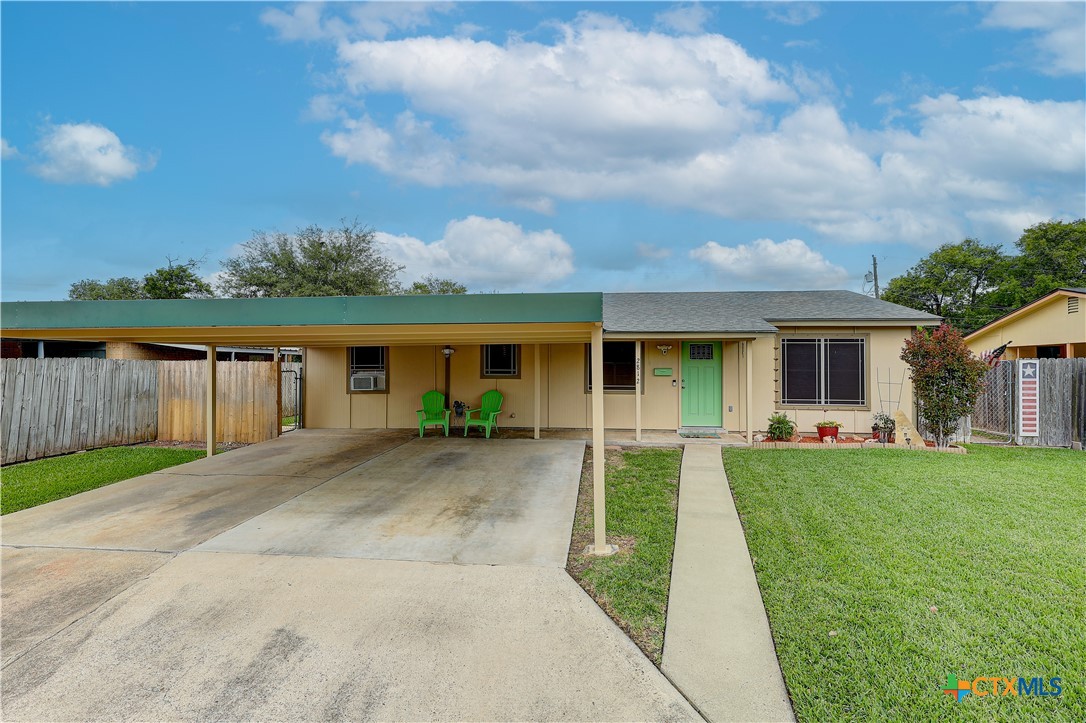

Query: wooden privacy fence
left=1, top=358, right=158, bottom=464
left=2, top=358, right=290, bottom=464
left=157, top=361, right=279, bottom=444
left=969, top=358, right=1086, bottom=448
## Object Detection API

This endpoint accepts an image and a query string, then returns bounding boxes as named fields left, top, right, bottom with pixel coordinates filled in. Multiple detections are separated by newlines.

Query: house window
left=781, top=338, right=865, bottom=406
left=348, top=346, right=387, bottom=392
left=482, top=344, right=520, bottom=377
left=586, top=341, right=641, bottom=391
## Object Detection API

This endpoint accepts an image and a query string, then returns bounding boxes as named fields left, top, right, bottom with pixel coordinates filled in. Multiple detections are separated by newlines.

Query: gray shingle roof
left=603, top=291, right=941, bottom=333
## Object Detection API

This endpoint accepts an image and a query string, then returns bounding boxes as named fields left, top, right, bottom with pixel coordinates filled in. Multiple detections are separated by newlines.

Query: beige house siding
left=303, top=327, right=918, bottom=436
left=966, top=293, right=1086, bottom=360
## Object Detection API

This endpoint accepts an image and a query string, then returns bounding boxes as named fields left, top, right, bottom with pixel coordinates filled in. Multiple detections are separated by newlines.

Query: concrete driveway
left=2, top=430, right=698, bottom=721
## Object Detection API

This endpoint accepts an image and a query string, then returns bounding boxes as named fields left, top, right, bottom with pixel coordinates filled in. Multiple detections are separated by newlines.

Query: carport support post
left=634, top=341, right=642, bottom=442
left=533, top=344, right=541, bottom=440
left=745, top=341, right=753, bottom=444
left=588, top=325, right=616, bottom=556
left=206, top=345, right=217, bottom=457
left=274, top=346, right=281, bottom=437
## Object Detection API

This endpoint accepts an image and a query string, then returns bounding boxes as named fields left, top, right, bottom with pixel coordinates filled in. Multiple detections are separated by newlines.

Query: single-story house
left=2, top=290, right=937, bottom=440
left=1, top=289, right=938, bottom=553
left=965, top=287, right=1086, bottom=360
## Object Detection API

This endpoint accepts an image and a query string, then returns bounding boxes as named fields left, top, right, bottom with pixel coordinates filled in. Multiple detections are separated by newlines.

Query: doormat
left=679, top=430, right=720, bottom=438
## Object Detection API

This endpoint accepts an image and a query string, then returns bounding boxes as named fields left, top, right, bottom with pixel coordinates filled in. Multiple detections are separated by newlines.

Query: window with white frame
left=348, top=346, right=387, bottom=392
left=482, top=344, right=519, bottom=377
left=780, top=338, right=865, bottom=406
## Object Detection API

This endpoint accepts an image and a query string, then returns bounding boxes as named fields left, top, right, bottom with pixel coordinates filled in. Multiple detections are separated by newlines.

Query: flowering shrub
left=900, top=324, right=988, bottom=449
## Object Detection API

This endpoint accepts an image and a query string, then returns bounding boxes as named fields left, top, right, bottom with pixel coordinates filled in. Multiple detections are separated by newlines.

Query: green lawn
left=567, top=448, right=681, bottom=664
left=1, top=446, right=205, bottom=514
left=723, top=445, right=1085, bottom=722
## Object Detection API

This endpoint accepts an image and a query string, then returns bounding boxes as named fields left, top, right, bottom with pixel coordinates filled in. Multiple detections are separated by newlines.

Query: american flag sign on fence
left=1018, top=360, right=1039, bottom=437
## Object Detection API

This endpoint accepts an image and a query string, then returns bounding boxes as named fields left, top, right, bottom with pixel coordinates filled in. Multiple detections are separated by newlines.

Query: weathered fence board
left=156, top=360, right=278, bottom=444
left=0, top=358, right=158, bottom=464
left=2, top=358, right=284, bottom=464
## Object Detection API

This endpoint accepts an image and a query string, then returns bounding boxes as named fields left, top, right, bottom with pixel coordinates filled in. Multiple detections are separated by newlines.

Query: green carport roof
left=2, top=293, right=604, bottom=330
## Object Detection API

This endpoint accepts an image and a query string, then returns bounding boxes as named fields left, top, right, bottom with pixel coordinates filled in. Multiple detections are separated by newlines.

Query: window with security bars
left=482, top=344, right=519, bottom=377
left=780, top=338, right=865, bottom=406
left=689, top=343, right=714, bottom=360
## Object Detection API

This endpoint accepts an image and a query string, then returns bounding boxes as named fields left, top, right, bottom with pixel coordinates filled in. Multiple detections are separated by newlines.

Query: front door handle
left=681, top=379, right=686, bottom=390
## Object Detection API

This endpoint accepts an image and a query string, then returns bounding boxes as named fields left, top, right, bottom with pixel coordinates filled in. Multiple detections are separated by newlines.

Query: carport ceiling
left=1, top=294, right=602, bottom=346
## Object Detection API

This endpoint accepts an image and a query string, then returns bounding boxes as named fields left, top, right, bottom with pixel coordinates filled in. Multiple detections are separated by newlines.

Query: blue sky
left=2, top=1, right=1083, bottom=300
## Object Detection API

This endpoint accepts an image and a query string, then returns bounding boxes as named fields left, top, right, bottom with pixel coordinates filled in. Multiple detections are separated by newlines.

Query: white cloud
left=690, top=238, right=848, bottom=288
left=31, top=122, right=154, bottom=186
left=283, top=11, right=1083, bottom=247
left=655, top=4, right=713, bottom=34
left=765, top=3, right=822, bottom=26
left=1, top=138, right=18, bottom=159
left=262, top=2, right=453, bottom=42
left=376, top=216, right=575, bottom=290
left=982, top=2, right=1085, bottom=75
left=637, top=243, right=672, bottom=260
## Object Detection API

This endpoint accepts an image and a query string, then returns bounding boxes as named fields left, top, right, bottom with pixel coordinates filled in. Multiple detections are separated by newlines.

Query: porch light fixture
left=442, top=346, right=456, bottom=358
left=656, top=344, right=672, bottom=356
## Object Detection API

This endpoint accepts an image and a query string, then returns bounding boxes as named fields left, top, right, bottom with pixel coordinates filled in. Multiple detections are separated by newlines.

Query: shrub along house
left=2, top=289, right=937, bottom=551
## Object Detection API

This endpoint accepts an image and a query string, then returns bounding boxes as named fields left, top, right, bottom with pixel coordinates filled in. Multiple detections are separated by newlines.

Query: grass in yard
left=282, top=415, right=298, bottom=426
left=1, top=446, right=204, bottom=514
left=723, top=445, right=1085, bottom=722
left=567, top=447, right=682, bottom=664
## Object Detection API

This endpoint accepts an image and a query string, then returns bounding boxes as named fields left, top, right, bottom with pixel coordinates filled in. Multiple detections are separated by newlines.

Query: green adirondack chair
left=464, top=389, right=503, bottom=438
left=416, top=390, right=450, bottom=437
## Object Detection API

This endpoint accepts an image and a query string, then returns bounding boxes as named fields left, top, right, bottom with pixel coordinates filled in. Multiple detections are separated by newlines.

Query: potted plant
left=872, top=411, right=895, bottom=442
left=815, top=420, right=841, bottom=440
left=766, top=413, right=796, bottom=441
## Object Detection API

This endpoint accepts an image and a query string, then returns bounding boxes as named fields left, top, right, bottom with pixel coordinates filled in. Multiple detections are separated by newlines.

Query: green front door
left=681, top=341, right=722, bottom=427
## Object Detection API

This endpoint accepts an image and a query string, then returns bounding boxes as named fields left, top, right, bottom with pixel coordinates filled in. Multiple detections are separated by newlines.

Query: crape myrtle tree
left=900, top=323, right=989, bottom=449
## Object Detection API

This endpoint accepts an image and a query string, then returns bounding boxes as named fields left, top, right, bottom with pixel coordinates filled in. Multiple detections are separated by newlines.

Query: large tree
left=988, top=219, right=1086, bottom=312
left=217, top=221, right=404, bottom=298
left=405, top=275, right=467, bottom=295
left=881, top=238, right=1006, bottom=330
left=69, top=259, right=211, bottom=300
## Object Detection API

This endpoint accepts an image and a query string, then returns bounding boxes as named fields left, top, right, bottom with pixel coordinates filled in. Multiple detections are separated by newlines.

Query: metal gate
left=971, top=360, right=1014, bottom=441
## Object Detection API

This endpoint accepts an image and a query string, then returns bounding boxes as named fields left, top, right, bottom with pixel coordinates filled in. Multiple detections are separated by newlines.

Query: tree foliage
left=883, top=219, right=1086, bottom=332
left=405, top=275, right=468, bottom=295
left=900, top=324, right=989, bottom=449
left=217, top=221, right=405, bottom=298
left=69, top=259, right=211, bottom=301
left=882, top=238, right=1004, bottom=330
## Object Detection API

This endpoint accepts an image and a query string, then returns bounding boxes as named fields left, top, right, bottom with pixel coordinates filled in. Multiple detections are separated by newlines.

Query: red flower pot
left=817, top=426, right=839, bottom=440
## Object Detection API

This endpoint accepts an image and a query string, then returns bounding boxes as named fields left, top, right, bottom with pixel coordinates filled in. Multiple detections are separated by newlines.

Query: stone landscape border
left=750, top=440, right=967, bottom=453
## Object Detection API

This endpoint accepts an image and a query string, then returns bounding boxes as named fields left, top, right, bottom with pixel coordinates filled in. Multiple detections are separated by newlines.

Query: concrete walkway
left=662, top=444, right=794, bottom=722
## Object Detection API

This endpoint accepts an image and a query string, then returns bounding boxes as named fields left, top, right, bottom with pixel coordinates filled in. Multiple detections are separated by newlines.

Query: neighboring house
left=965, top=288, right=1086, bottom=361
left=0, top=340, right=299, bottom=362
left=1, top=291, right=938, bottom=438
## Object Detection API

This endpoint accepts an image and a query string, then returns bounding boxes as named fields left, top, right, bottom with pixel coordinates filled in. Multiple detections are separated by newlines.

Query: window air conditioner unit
left=350, top=372, right=384, bottom=391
